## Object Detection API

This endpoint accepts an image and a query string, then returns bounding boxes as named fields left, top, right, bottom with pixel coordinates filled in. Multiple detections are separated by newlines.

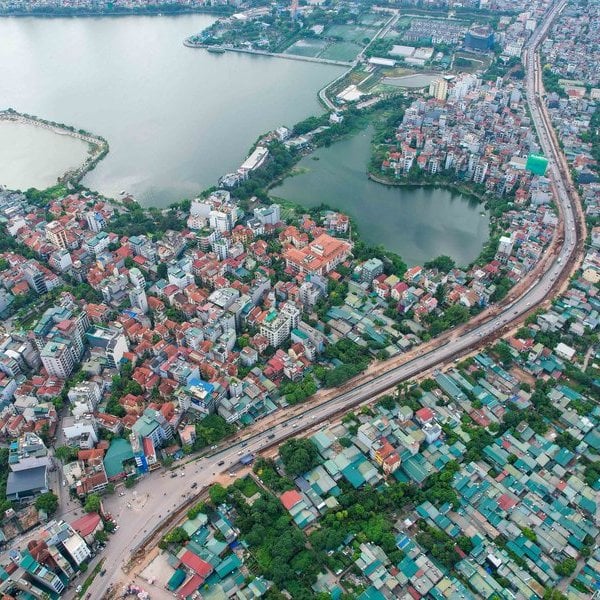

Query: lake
left=273, top=127, right=490, bottom=267
left=0, top=120, right=89, bottom=190
left=0, top=14, right=489, bottom=265
left=0, top=15, right=343, bottom=205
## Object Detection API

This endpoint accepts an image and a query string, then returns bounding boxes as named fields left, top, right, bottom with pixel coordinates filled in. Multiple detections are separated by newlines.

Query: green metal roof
left=103, top=438, right=134, bottom=478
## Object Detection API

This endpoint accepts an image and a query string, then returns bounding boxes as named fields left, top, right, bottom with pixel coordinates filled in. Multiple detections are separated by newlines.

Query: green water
left=273, top=127, right=490, bottom=266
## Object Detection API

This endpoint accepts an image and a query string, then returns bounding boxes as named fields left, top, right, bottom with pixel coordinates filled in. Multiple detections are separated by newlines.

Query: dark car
left=191, top=482, right=198, bottom=489
left=217, top=460, right=225, bottom=466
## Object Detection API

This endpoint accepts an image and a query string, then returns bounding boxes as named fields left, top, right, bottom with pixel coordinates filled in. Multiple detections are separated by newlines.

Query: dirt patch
left=509, top=366, right=535, bottom=387
left=139, top=550, right=173, bottom=588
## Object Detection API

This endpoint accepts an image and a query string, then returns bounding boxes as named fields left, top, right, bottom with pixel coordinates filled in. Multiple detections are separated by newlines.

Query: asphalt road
left=81, top=2, right=582, bottom=598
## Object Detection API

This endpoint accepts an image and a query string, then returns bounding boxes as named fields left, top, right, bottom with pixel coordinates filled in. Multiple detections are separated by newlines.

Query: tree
left=55, top=446, right=76, bottom=462
left=280, top=439, right=319, bottom=477
left=104, top=520, right=116, bottom=533
left=424, top=255, right=455, bottom=273
left=420, top=378, right=437, bottom=392
left=209, top=483, right=228, bottom=505
left=35, top=492, right=58, bottom=515
left=156, top=262, right=168, bottom=279
left=162, top=526, right=190, bottom=546
left=377, top=395, right=396, bottom=411
left=84, top=493, right=102, bottom=513
left=555, top=557, right=577, bottom=577
left=193, top=414, right=235, bottom=450
left=95, top=530, right=108, bottom=543
left=543, top=590, right=568, bottom=600
left=493, top=341, right=513, bottom=365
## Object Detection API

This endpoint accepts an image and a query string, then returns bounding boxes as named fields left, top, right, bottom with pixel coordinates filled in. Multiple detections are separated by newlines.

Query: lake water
left=0, top=14, right=489, bottom=264
left=273, top=127, right=490, bottom=266
left=0, top=15, right=343, bottom=205
left=0, top=120, right=89, bottom=190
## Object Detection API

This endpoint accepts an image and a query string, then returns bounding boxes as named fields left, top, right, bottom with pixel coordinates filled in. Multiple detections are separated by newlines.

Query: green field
left=454, top=51, right=491, bottom=72
left=325, top=24, right=376, bottom=44
left=359, top=12, right=387, bottom=26
left=320, top=41, right=362, bottom=62
left=284, top=38, right=328, bottom=57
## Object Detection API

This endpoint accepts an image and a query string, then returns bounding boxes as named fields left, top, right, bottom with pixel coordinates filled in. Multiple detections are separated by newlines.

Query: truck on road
left=239, top=453, right=255, bottom=465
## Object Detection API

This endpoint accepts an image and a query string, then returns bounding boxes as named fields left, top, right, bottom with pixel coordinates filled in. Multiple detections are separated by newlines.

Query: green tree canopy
left=35, top=492, right=58, bottom=515
left=84, top=493, right=102, bottom=514
left=209, top=483, right=228, bottom=505
left=280, top=439, right=319, bottom=477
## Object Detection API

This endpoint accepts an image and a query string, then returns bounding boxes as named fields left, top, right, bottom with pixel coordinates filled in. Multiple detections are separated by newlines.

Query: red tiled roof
left=70, top=512, right=102, bottom=537
left=180, top=551, right=213, bottom=577
left=177, top=574, right=203, bottom=599
left=497, top=493, right=517, bottom=511
left=280, top=490, right=302, bottom=511
left=415, top=407, right=434, bottom=423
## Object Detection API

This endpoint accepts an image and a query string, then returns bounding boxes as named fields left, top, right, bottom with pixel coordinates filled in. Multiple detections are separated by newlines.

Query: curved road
left=83, top=2, right=582, bottom=598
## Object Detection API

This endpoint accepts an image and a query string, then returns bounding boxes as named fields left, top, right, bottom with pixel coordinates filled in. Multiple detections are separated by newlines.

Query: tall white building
left=46, top=221, right=69, bottom=249
left=429, top=78, right=448, bottom=101
left=40, top=341, right=77, bottom=379
left=85, top=211, right=106, bottom=232
left=129, top=287, right=148, bottom=314
left=86, top=326, right=129, bottom=369
left=253, top=204, right=281, bottom=226
left=260, top=303, right=302, bottom=348
left=498, top=235, right=514, bottom=257
left=128, top=267, right=148, bottom=313
left=45, top=521, right=91, bottom=567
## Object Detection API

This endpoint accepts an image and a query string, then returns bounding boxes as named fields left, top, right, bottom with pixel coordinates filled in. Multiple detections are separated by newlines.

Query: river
left=273, top=127, right=490, bottom=267
left=0, top=14, right=342, bottom=205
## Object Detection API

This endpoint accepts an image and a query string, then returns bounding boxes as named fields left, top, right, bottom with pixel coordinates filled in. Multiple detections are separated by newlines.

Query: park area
left=359, top=12, right=388, bottom=26
left=321, top=41, right=362, bottom=62
left=325, top=23, right=378, bottom=44
left=284, top=38, right=328, bottom=58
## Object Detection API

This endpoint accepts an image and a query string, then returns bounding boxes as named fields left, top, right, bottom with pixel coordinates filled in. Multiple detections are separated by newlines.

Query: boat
left=207, top=47, right=226, bottom=54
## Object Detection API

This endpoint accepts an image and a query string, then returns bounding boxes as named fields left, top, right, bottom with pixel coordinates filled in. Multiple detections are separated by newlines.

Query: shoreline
left=0, top=108, right=109, bottom=186
left=0, top=8, right=231, bottom=18
left=367, top=171, right=485, bottom=205
left=182, top=40, right=354, bottom=68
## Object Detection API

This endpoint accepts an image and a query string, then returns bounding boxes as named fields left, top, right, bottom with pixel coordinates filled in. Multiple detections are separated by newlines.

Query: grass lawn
left=234, top=476, right=260, bottom=498
left=325, top=24, right=376, bottom=44
left=321, top=41, right=362, bottom=62
left=284, top=38, right=328, bottom=57
left=454, top=51, right=492, bottom=73
left=359, top=12, right=388, bottom=26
